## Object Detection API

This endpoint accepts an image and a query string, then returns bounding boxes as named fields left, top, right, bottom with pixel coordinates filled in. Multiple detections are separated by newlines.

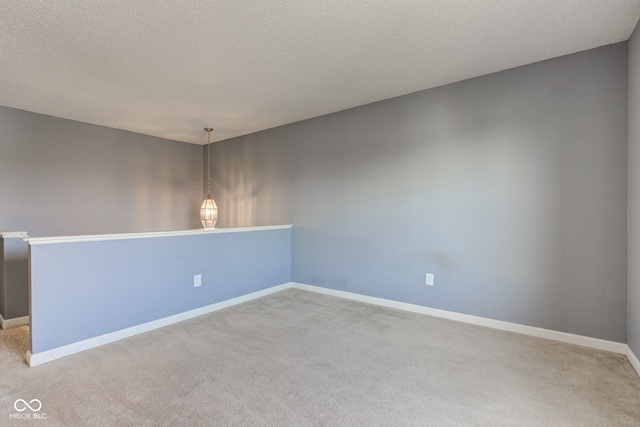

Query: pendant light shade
left=200, top=127, right=218, bottom=229
left=200, top=194, right=218, bottom=228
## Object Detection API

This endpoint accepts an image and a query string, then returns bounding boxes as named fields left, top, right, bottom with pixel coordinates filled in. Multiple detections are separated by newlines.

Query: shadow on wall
left=216, top=143, right=259, bottom=227
left=211, top=134, right=292, bottom=228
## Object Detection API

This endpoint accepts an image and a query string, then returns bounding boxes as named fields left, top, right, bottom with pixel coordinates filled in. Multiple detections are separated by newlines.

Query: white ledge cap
left=25, top=225, right=292, bottom=245
left=0, top=230, right=29, bottom=239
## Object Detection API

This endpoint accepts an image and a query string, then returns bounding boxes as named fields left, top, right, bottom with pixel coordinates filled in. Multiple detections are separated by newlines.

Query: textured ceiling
left=1, top=1, right=639, bottom=145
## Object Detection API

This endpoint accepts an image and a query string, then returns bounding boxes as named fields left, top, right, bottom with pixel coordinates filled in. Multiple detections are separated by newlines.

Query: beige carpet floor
left=0, top=289, right=639, bottom=426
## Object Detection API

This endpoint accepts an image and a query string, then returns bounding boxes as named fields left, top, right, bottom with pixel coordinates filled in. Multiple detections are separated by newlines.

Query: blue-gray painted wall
left=29, top=228, right=291, bottom=353
left=0, top=239, right=4, bottom=319
left=206, top=130, right=294, bottom=228
left=213, top=44, right=629, bottom=342
left=0, top=237, right=29, bottom=320
left=0, top=106, right=203, bottom=237
left=0, top=106, right=204, bottom=323
left=628, top=22, right=640, bottom=357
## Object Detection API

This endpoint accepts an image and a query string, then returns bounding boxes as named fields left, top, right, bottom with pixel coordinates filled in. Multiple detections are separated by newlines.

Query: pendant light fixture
left=200, top=127, right=218, bottom=228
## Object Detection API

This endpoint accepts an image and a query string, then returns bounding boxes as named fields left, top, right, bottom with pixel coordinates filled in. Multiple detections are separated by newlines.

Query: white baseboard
left=291, top=283, right=628, bottom=355
left=0, top=313, right=29, bottom=329
left=626, top=345, right=640, bottom=378
left=27, top=283, right=293, bottom=367
left=27, top=281, right=638, bottom=373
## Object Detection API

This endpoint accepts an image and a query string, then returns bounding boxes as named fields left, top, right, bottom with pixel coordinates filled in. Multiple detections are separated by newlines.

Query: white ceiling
left=1, top=1, right=639, bottom=145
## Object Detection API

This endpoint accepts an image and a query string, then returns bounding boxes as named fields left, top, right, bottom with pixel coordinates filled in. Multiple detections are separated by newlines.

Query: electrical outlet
left=194, top=274, right=202, bottom=287
left=425, top=273, right=434, bottom=286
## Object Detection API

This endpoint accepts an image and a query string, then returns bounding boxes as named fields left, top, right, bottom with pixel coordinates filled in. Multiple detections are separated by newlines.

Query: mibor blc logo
left=9, top=399, right=46, bottom=420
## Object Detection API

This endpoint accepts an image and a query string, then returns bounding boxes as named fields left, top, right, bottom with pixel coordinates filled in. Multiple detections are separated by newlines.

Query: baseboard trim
left=27, top=283, right=293, bottom=367
left=626, top=345, right=640, bottom=378
left=291, top=283, right=627, bottom=355
left=0, top=313, right=29, bottom=329
left=26, top=282, right=635, bottom=369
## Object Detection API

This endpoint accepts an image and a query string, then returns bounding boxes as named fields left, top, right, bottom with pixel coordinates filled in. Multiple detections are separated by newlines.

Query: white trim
left=0, top=313, right=29, bottom=329
left=24, top=225, right=292, bottom=245
left=26, top=283, right=293, bottom=367
left=0, top=231, right=28, bottom=239
left=291, top=283, right=627, bottom=354
left=26, top=282, right=634, bottom=368
left=626, top=345, right=640, bottom=378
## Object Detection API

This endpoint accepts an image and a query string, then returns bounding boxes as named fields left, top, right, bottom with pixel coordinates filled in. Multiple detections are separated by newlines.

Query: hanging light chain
left=200, top=127, right=218, bottom=229
left=205, top=128, right=213, bottom=197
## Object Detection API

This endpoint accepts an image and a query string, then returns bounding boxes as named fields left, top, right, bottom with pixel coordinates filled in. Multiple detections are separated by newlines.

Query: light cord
left=206, top=128, right=212, bottom=196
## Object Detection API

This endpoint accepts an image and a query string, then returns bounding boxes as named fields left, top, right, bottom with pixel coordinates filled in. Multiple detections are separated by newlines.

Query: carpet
left=0, top=289, right=638, bottom=426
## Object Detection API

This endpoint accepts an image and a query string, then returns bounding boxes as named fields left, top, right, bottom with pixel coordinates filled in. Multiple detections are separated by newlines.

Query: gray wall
left=0, top=239, right=4, bottom=319
left=0, top=106, right=203, bottom=322
left=212, top=43, right=628, bottom=342
left=208, top=128, right=293, bottom=228
left=629, top=22, right=640, bottom=356
left=0, top=106, right=204, bottom=237
left=0, top=237, right=29, bottom=320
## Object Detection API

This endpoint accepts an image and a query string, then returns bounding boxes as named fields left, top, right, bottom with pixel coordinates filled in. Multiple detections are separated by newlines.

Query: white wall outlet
left=194, top=274, right=202, bottom=287
left=425, top=273, right=434, bottom=286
